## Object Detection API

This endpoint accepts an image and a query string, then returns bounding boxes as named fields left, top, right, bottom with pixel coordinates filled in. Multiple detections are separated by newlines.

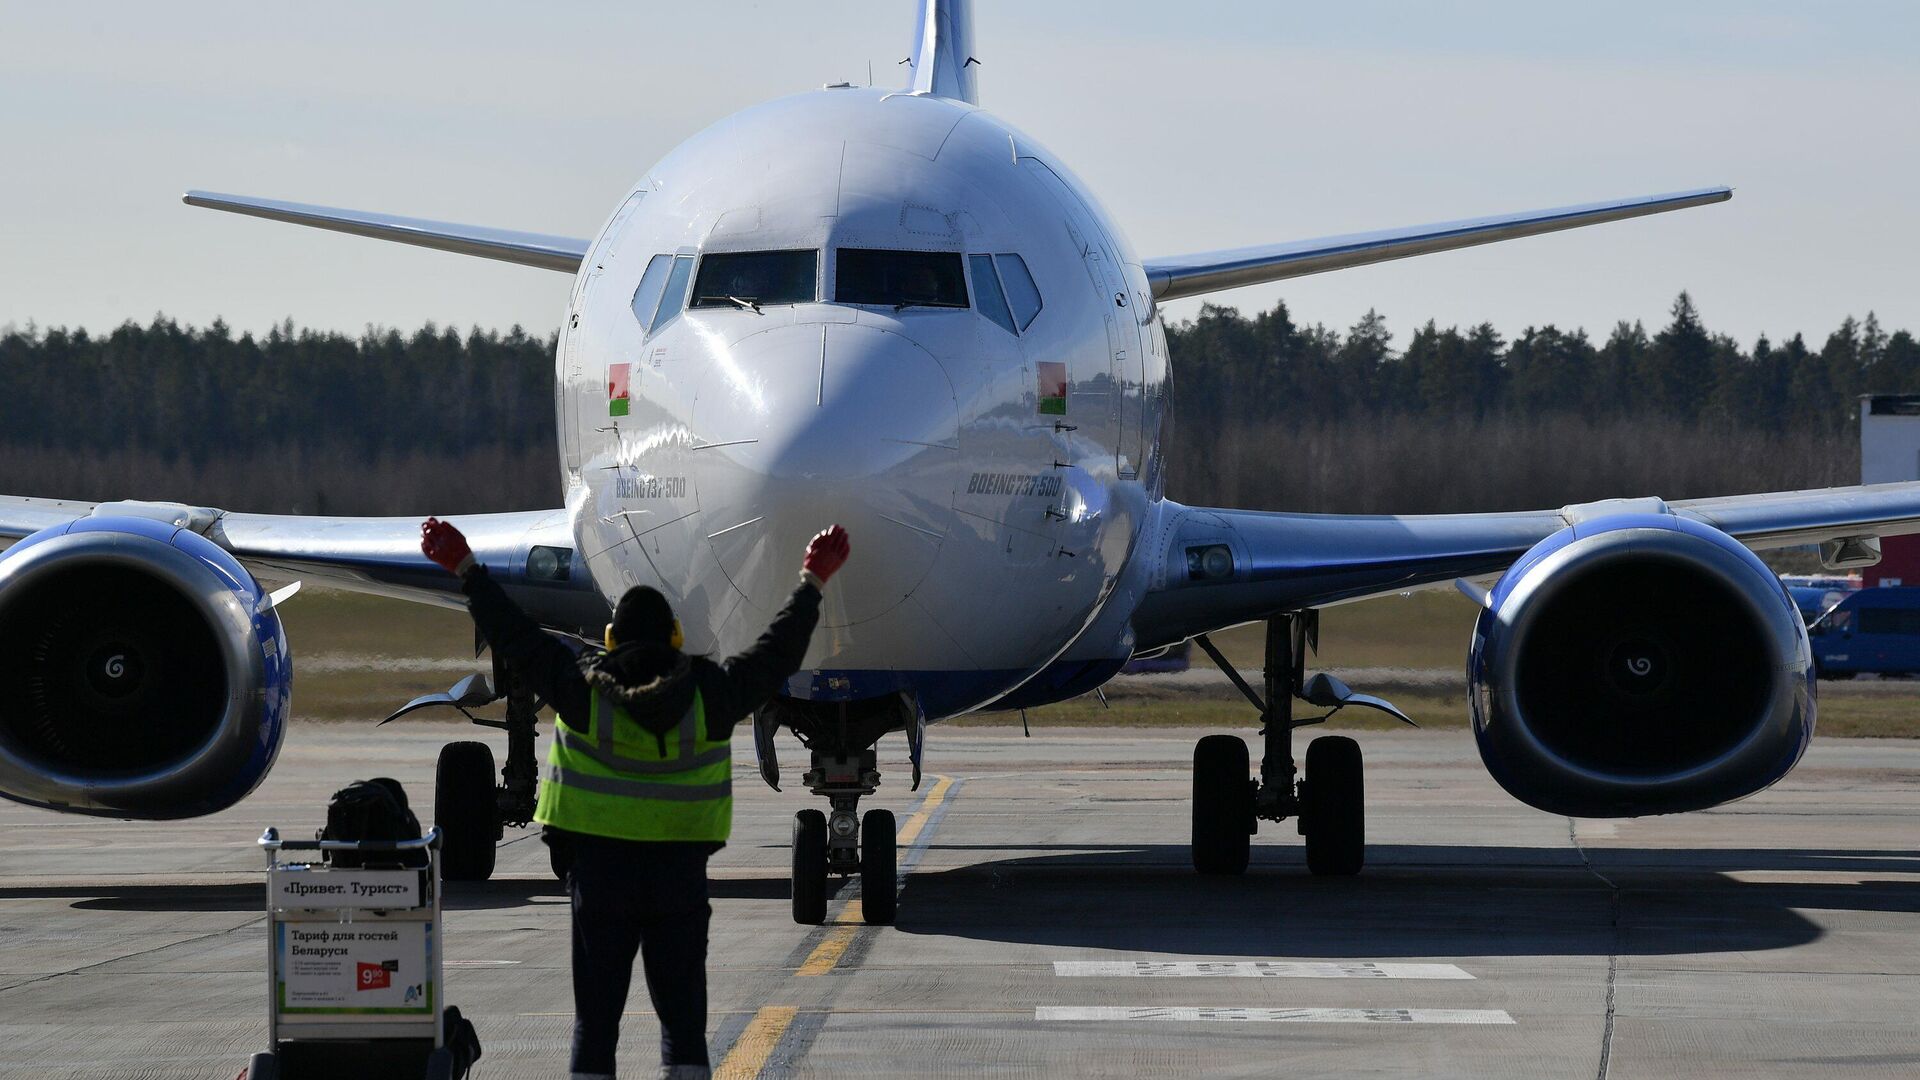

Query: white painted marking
left=1053, top=961, right=1473, bottom=980
left=1035, top=1006, right=1514, bottom=1025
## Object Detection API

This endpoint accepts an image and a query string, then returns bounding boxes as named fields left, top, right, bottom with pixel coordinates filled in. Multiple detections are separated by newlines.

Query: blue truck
left=1808, top=586, right=1920, bottom=677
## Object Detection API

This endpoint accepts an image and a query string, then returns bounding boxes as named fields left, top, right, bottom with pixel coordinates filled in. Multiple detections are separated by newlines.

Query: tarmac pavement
left=1, top=726, right=1916, bottom=1078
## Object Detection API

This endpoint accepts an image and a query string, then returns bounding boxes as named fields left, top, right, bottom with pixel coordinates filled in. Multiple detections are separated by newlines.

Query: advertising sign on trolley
left=275, top=920, right=435, bottom=1014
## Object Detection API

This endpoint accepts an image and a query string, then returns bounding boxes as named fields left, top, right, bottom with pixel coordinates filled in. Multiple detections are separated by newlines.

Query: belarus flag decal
left=1037, top=361, right=1067, bottom=415
left=608, top=362, right=632, bottom=417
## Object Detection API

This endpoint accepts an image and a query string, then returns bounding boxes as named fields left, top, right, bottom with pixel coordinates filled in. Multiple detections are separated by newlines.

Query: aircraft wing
left=0, top=497, right=607, bottom=634
left=1130, top=482, right=1920, bottom=648
left=184, top=191, right=589, bottom=273
left=1143, top=187, right=1731, bottom=302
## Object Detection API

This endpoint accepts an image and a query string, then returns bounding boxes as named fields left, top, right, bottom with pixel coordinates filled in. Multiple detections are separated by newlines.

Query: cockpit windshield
left=836, top=249, right=969, bottom=309
left=691, top=250, right=817, bottom=308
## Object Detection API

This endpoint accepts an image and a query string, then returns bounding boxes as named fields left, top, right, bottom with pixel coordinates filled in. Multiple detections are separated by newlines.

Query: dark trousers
left=556, top=831, right=713, bottom=1074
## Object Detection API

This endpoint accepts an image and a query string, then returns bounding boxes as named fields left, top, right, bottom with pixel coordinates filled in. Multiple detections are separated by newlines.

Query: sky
left=2, top=1, right=1917, bottom=349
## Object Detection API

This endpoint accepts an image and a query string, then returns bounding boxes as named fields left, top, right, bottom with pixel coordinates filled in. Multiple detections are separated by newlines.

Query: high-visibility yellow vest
left=535, top=687, right=732, bottom=842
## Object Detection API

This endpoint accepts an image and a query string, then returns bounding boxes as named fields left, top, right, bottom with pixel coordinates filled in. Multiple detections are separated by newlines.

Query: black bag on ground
left=319, top=777, right=425, bottom=868
left=442, top=1005, right=484, bottom=1077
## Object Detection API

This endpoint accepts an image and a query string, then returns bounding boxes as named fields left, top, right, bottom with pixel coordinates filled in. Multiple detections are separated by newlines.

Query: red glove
left=802, top=525, right=850, bottom=586
left=420, top=517, right=476, bottom=576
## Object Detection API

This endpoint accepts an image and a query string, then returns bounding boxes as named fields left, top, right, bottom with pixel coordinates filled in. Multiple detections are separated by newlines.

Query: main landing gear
left=385, top=654, right=542, bottom=883
left=760, top=696, right=917, bottom=926
left=1190, top=611, right=1410, bottom=878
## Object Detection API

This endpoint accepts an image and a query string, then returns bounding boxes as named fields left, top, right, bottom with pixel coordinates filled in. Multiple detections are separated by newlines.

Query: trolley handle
left=259, top=826, right=443, bottom=852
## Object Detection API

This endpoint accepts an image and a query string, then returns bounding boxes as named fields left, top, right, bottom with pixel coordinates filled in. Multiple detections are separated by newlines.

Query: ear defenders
left=604, top=619, right=686, bottom=651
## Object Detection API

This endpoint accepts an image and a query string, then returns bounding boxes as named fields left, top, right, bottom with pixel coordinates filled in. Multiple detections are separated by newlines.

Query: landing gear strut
left=1190, top=612, right=1366, bottom=877
left=786, top=749, right=898, bottom=925
left=761, top=697, right=912, bottom=926
left=431, top=656, right=542, bottom=882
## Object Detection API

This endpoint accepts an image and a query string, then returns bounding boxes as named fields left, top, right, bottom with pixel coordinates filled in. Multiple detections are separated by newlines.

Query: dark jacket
left=460, top=567, right=822, bottom=744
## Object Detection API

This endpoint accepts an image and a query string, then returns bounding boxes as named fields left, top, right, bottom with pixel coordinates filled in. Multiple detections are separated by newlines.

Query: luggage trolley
left=248, top=826, right=473, bottom=1080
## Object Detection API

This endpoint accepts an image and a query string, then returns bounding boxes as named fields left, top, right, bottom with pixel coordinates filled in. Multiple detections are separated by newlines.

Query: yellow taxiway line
left=713, top=1005, right=799, bottom=1080
left=728, top=774, right=962, bottom=1072
left=895, top=774, right=954, bottom=848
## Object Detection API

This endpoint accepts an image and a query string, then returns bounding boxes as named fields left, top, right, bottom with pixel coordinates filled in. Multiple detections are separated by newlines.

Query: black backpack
left=320, top=777, right=424, bottom=868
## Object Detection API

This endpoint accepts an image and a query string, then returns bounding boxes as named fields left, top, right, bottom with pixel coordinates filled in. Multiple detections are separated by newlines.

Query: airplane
left=4, top=0, right=1916, bottom=927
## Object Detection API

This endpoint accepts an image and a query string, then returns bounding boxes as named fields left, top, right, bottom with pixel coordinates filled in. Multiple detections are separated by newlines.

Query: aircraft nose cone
left=690, top=323, right=960, bottom=627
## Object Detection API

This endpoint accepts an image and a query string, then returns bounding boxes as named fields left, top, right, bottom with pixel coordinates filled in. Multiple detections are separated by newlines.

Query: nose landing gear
left=1190, top=611, right=1385, bottom=878
left=787, top=749, right=898, bottom=925
left=761, top=695, right=916, bottom=927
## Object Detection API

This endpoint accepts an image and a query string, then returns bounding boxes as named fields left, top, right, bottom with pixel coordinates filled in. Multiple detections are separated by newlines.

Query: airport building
left=1860, top=394, right=1920, bottom=585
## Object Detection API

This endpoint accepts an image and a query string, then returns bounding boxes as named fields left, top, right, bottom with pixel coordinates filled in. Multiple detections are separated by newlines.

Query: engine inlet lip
left=0, top=531, right=266, bottom=805
left=1482, top=525, right=1811, bottom=792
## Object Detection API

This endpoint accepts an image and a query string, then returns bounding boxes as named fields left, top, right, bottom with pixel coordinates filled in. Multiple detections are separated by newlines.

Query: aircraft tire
left=792, top=809, right=829, bottom=924
left=860, top=808, right=898, bottom=925
left=1303, top=735, right=1364, bottom=876
left=436, top=741, right=499, bottom=882
left=1192, top=734, right=1252, bottom=875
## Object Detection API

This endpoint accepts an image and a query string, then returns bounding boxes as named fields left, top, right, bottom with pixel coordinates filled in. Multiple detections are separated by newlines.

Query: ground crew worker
left=420, top=517, right=850, bottom=1080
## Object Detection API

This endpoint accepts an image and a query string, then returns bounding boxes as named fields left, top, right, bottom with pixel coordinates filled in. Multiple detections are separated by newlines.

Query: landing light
left=1186, top=545, right=1234, bottom=582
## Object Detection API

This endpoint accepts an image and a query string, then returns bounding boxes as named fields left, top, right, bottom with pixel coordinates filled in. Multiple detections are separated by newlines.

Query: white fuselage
left=560, top=87, right=1170, bottom=718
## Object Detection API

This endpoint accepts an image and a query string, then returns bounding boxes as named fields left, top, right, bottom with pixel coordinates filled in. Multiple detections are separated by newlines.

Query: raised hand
left=420, top=517, right=476, bottom=576
left=801, top=524, right=851, bottom=585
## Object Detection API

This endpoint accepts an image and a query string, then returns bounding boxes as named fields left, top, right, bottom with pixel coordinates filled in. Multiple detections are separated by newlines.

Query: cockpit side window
left=652, top=255, right=697, bottom=331
left=631, top=254, right=674, bottom=332
left=836, top=249, right=969, bottom=309
left=969, top=255, right=1017, bottom=335
left=994, top=254, right=1043, bottom=331
left=691, top=250, right=817, bottom=308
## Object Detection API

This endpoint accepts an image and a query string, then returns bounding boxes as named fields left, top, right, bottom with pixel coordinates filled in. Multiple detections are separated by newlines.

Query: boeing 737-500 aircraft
left=4, top=0, right=1915, bottom=925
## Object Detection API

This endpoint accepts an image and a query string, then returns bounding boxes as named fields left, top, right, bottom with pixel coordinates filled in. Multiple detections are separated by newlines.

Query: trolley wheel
left=436, top=741, right=499, bottom=882
left=1192, top=734, right=1253, bottom=875
left=792, top=809, right=828, bottom=925
left=860, top=808, right=897, bottom=925
left=1302, top=735, right=1365, bottom=876
left=244, top=1051, right=278, bottom=1080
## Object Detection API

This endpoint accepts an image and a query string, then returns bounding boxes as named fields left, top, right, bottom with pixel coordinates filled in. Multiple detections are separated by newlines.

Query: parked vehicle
left=1808, top=586, right=1920, bottom=677
left=1788, top=585, right=1851, bottom=625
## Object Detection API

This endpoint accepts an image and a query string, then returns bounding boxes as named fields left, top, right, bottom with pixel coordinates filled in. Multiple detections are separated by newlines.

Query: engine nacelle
left=1469, top=513, right=1813, bottom=817
left=0, top=516, right=290, bottom=818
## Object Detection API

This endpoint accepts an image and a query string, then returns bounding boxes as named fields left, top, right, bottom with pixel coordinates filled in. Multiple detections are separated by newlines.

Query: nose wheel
left=791, top=809, right=829, bottom=924
left=788, top=749, right=899, bottom=925
left=860, top=808, right=897, bottom=925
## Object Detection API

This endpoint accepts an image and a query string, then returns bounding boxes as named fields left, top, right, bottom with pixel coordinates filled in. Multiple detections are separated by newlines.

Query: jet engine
left=0, top=516, right=290, bottom=818
left=1469, top=513, right=1813, bottom=817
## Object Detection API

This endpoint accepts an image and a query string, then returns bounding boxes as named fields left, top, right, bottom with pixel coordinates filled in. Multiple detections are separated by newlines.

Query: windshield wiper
left=726, top=295, right=762, bottom=313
